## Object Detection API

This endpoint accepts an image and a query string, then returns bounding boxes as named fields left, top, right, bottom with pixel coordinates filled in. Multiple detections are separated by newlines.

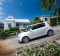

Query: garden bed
left=16, top=41, right=60, bottom=56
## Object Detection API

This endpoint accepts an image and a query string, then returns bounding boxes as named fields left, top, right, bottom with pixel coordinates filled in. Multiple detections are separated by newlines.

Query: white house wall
left=40, top=16, right=50, bottom=24
left=4, top=16, right=30, bottom=30
left=4, top=21, right=16, bottom=30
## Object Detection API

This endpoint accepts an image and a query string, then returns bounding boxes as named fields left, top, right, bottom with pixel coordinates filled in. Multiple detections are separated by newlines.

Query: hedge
left=50, top=18, right=56, bottom=26
left=9, top=26, right=19, bottom=31
left=0, top=26, right=19, bottom=39
left=50, top=17, right=60, bottom=26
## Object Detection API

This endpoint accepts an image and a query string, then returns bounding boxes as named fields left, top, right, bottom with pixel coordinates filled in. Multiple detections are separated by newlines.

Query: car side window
left=32, top=25, right=37, bottom=30
left=32, top=23, right=45, bottom=30
left=39, top=23, right=45, bottom=28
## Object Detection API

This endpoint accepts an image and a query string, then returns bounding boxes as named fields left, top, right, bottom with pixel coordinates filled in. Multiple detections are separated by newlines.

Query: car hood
left=18, top=31, right=27, bottom=35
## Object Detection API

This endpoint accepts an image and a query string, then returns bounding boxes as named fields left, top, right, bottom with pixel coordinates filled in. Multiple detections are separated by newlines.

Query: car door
left=37, top=23, right=47, bottom=37
left=28, top=25, right=39, bottom=39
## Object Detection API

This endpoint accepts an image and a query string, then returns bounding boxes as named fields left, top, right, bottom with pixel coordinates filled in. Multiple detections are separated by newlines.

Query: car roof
left=30, top=22, right=47, bottom=26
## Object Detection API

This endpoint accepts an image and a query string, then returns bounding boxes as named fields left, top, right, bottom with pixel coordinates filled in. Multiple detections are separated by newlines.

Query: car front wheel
left=22, top=37, right=29, bottom=43
left=47, top=30, right=54, bottom=36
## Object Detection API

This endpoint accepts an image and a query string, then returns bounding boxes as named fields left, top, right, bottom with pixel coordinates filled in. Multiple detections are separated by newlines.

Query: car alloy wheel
left=22, top=37, right=29, bottom=43
left=47, top=30, right=54, bottom=36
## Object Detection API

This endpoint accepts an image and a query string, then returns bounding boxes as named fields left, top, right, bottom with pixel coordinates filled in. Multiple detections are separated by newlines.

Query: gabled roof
left=5, top=16, right=15, bottom=21
left=5, top=16, right=30, bottom=23
left=15, top=19, right=30, bottom=23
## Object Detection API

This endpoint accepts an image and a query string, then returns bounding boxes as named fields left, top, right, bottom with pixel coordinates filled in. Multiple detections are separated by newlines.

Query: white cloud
left=0, top=0, right=5, bottom=2
left=0, top=2, right=3, bottom=5
left=0, top=0, right=14, bottom=5
left=0, top=0, right=14, bottom=22
left=0, top=0, right=5, bottom=5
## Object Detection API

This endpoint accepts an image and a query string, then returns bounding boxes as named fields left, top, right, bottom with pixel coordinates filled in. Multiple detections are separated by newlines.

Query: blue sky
left=0, top=0, right=60, bottom=22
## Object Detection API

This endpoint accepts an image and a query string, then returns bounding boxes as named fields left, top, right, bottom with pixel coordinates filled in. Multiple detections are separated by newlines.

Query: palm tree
left=40, top=0, right=60, bottom=25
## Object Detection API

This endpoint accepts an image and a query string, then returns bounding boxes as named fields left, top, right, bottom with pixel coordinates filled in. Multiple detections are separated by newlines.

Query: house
left=40, top=16, right=50, bottom=24
left=4, top=16, right=30, bottom=30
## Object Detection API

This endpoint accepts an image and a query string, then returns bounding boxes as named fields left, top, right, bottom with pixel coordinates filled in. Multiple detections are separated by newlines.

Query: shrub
left=50, top=17, right=60, bottom=26
left=0, top=23, right=4, bottom=29
left=50, top=18, right=56, bottom=26
left=19, top=42, right=60, bottom=56
left=9, top=26, right=19, bottom=31
left=0, top=30, right=10, bottom=39
left=21, top=28, right=26, bottom=31
left=58, top=17, right=60, bottom=25
left=0, top=26, right=19, bottom=39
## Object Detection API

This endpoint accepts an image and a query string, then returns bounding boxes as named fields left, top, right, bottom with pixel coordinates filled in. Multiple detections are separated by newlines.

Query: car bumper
left=18, top=37, right=22, bottom=43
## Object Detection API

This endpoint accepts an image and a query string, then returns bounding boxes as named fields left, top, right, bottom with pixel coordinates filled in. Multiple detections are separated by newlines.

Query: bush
left=50, top=18, right=56, bottom=26
left=50, top=17, right=60, bottom=26
left=9, top=26, right=19, bottom=31
left=19, top=42, right=60, bottom=56
left=0, top=30, right=10, bottom=39
left=0, top=26, right=19, bottom=39
left=21, top=28, right=26, bottom=31
left=0, top=23, right=4, bottom=29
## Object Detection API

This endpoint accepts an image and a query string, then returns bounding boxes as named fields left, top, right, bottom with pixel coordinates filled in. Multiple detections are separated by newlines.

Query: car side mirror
left=30, top=29, right=32, bottom=32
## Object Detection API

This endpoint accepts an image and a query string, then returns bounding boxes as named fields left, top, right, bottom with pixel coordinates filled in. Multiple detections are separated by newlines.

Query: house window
left=24, top=24, right=27, bottom=28
left=8, top=23, right=12, bottom=28
left=16, top=23, right=19, bottom=26
left=45, top=18, right=48, bottom=21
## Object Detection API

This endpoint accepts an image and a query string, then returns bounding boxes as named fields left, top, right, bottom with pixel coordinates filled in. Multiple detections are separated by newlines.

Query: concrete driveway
left=0, top=26, right=60, bottom=56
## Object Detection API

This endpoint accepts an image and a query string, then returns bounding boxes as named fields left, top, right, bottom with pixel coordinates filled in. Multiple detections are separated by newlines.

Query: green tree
left=34, top=16, right=40, bottom=23
left=34, top=16, right=43, bottom=24
left=30, top=16, right=43, bottom=25
left=34, top=16, right=40, bottom=21
left=40, top=0, right=60, bottom=25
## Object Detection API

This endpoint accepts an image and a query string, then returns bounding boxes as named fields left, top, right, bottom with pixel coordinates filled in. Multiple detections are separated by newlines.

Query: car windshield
left=26, top=26, right=32, bottom=31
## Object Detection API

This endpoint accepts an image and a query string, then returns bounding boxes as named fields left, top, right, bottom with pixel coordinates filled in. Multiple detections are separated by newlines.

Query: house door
left=8, top=23, right=12, bottom=28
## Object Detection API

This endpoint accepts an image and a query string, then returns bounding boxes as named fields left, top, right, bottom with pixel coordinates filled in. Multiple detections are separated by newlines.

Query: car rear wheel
left=47, top=30, right=54, bottom=36
left=22, top=37, right=29, bottom=43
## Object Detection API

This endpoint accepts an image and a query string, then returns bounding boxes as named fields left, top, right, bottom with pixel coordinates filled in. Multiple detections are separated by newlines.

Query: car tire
left=22, top=37, right=29, bottom=43
left=47, top=30, right=54, bottom=36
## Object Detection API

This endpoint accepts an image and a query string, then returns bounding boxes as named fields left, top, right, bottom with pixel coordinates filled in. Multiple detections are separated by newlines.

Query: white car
left=18, top=22, right=54, bottom=43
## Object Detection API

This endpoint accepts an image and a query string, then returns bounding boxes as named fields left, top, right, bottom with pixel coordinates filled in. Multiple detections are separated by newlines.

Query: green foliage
left=34, top=16, right=40, bottom=21
left=40, top=0, right=60, bottom=24
left=58, top=17, right=60, bottom=22
left=40, top=0, right=55, bottom=10
left=0, top=23, right=4, bottom=29
left=58, top=8, right=60, bottom=15
left=0, top=30, right=11, bottom=39
left=0, top=26, right=19, bottom=39
left=9, top=26, right=19, bottom=31
left=50, top=18, right=56, bottom=26
left=33, top=16, right=40, bottom=24
left=30, top=16, right=43, bottom=25
left=20, top=42, right=60, bottom=56
left=21, top=28, right=26, bottom=31
left=30, top=22, right=34, bottom=25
